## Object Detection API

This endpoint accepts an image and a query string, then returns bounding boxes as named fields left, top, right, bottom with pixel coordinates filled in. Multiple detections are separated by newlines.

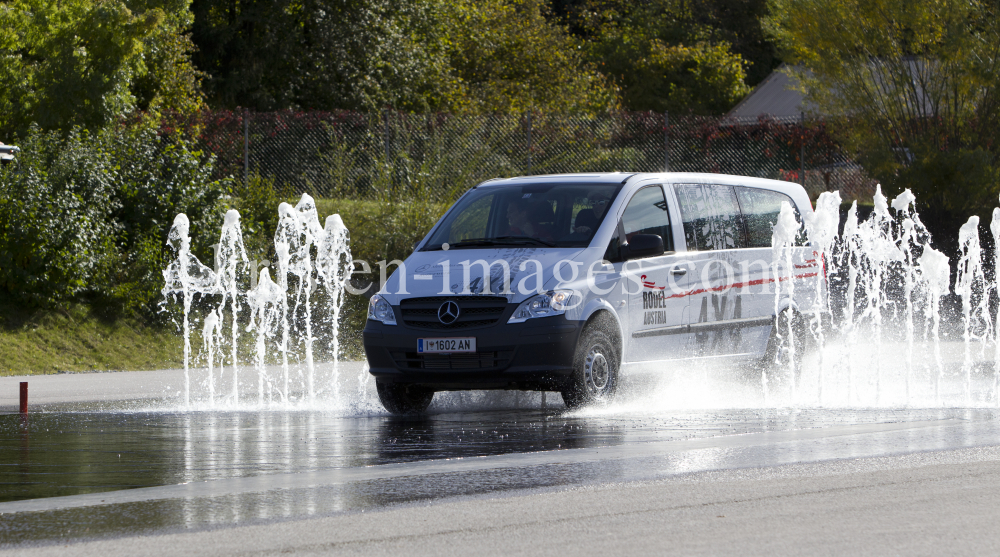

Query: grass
left=0, top=303, right=183, bottom=376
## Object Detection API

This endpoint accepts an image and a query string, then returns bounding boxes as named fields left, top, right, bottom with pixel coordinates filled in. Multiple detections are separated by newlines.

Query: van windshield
left=423, top=183, right=623, bottom=250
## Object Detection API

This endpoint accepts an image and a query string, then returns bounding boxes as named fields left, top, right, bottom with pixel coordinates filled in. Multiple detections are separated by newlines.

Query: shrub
left=93, top=121, right=229, bottom=317
left=0, top=127, right=119, bottom=306
left=0, top=120, right=228, bottom=316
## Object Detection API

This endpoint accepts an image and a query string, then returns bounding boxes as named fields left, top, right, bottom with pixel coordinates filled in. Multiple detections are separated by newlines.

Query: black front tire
left=561, top=318, right=620, bottom=409
left=376, top=381, right=434, bottom=414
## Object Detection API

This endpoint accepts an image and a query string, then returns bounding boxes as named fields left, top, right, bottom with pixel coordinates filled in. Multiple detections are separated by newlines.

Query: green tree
left=128, top=0, right=206, bottom=115
left=445, top=0, right=617, bottom=114
left=562, top=0, right=751, bottom=114
left=553, top=0, right=780, bottom=87
left=766, top=0, right=1000, bottom=217
left=189, top=0, right=615, bottom=113
left=627, top=41, right=751, bottom=114
left=0, top=0, right=204, bottom=137
left=191, top=0, right=457, bottom=112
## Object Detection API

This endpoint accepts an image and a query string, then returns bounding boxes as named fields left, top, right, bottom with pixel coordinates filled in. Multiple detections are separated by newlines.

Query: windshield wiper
left=449, top=238, right=500, bottom=247
left=492, top=236, right=557, bottom=247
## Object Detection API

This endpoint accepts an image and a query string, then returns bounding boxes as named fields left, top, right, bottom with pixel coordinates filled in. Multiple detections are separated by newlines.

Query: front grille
left=399, top=296, right=509, bottom=330
left=390, top=350, right=515, bottom=370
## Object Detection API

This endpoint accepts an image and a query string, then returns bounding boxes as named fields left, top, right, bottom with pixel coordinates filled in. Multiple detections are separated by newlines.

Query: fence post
left=800, top=111, right=806, bottom=188
left=384, top=109, right=390, bottom=161
left=526, top=111, right=532, bottom=175
left=664, top=111, right=670, bottom=172
left=243, top=109, right=249, bottom=186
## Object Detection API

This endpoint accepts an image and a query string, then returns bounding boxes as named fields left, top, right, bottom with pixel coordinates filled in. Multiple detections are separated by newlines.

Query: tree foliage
left=190, top=0, right=615, bottom=114
left=556, top=0, right=751, bottom=114
left=766, top=0, right=1000, bottom=216
left=191, top=0, right=453, bottom=112
left=0, top=120, right=226, bottom=314
left=0, top=0, right=204, bottom=138
left=445, top=0, right=616, bottom=113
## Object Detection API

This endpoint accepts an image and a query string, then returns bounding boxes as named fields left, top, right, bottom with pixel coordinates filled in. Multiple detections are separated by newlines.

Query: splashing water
left=804, top=190, right=841, bottom=403
left=992, top=205, right=1000, bottom=406
left=769, top=200, right=802, bottom=401
left=202, top=308, right=221, bottom=405
left=247, top=267, right=284, bottom=404
left=162, top=186, right=1000, bottom=412
left=956, top=216, right=991, bottom=405
left=781, top=183, right=1000, bottom=409
left=162, top=214, right=218, bottom=406
left=890, top=188, right=924, bottom=401
left=161, top=195, right=353, bottom=410
left=273, top=203, right=297, bottom=403
left=216, top=209, right=248, bottom=404
left=291, top=195, right=324, bottom=402
left=918, top=246, right=949, bottom=403
left=317, top=214, right=353, bottom=409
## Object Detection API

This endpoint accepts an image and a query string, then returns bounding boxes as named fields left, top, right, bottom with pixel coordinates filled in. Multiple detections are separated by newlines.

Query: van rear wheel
left=376, top=381, right=434, bottom=414
left=561, top=321, right=619, bottom=409
left=761, top=308, right=807, bottom=387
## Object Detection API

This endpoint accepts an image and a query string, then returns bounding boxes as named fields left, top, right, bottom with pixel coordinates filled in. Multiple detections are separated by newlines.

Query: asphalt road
left=3, top=363, right=1000, bottom=555
left=6, top=446, right=1000, bottom=556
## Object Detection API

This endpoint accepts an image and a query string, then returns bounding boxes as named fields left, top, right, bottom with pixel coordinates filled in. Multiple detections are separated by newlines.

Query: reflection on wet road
left=2, top=404, right=999, bottom=545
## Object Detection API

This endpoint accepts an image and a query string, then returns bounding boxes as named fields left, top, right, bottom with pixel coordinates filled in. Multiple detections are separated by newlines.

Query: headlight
left=367, top=294, right=396, bottom=325
left=508, top=290, right=578, bottom=323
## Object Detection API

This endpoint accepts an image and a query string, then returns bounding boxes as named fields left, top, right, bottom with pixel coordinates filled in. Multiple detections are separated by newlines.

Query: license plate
left=418, top=338, right=476, bottom=353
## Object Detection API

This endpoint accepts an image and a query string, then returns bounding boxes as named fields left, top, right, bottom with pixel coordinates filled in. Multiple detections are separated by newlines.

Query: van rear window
left=734, top=187, right=798, bottom=248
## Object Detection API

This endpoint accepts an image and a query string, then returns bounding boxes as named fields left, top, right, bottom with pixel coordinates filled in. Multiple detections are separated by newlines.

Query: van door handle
left=670, top=268, right=688, bottom=276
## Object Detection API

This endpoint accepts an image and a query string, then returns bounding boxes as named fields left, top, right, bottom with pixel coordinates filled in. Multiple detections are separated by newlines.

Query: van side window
left=734, top=187, right=798, bottom=248
left=620, top=186, right=674, bottom=252
left=674, top=184, right=745, bottom=251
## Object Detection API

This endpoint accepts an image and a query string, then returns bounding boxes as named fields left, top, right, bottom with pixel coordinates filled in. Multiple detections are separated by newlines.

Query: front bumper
left=363, top=305, right=583, bottom=391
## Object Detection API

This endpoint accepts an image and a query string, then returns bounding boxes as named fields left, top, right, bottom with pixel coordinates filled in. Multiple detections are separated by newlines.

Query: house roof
left=727, top=65, right=817, bottom=120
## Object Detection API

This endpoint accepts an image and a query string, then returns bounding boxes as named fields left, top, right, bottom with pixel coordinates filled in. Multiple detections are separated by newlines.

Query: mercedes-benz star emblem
left=437, top=301, right=460, bottom=325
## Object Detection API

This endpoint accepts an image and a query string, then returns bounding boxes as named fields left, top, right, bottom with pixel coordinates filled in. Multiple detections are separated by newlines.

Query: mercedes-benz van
left=363, top=173, right=818, bottom=413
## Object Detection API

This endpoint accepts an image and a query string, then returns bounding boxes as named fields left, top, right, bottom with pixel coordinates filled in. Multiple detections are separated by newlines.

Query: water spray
left=162, top=214, right=218, bottom=407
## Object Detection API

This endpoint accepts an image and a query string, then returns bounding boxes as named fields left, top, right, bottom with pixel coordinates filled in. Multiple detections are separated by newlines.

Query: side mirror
left=0, top=144, right=19, bottom=165
left=624, top=234, right=664, bottom=260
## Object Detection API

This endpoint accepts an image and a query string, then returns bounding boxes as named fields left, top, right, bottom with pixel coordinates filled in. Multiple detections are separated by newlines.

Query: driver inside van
left=506, top=199, right=555, bottom=242
left=573, top=191, right=610, bottom=235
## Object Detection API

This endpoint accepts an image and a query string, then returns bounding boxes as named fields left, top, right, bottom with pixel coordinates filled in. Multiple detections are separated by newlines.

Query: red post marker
left=19, top=382, right=27, bottom=414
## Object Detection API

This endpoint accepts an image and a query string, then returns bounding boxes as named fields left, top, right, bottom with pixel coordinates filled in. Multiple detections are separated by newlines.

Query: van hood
left=378, top=247, right=588, bottom=305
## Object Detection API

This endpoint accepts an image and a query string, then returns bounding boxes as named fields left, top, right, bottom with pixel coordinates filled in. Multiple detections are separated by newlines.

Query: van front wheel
left=561, top=322, right=619, bottom=409
left=376, top=381, right=434, bottom=414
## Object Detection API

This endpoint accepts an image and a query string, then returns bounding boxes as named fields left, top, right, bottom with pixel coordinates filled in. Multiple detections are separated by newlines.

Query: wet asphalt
left=3, top=363, right=1000, bottom=552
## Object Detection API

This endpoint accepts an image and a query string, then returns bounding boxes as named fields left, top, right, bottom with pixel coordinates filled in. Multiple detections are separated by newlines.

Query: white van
left=363, top=173, right=819, bottom=413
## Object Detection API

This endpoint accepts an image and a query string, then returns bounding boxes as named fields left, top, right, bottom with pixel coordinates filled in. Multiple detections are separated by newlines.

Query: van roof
left=479, top=172, right=806, bottom=195
left=478, top=173, right=636, bottom=186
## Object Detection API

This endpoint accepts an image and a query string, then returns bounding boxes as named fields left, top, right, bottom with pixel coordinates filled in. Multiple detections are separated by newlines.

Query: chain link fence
left=171, top=110, right=875, bottom=203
